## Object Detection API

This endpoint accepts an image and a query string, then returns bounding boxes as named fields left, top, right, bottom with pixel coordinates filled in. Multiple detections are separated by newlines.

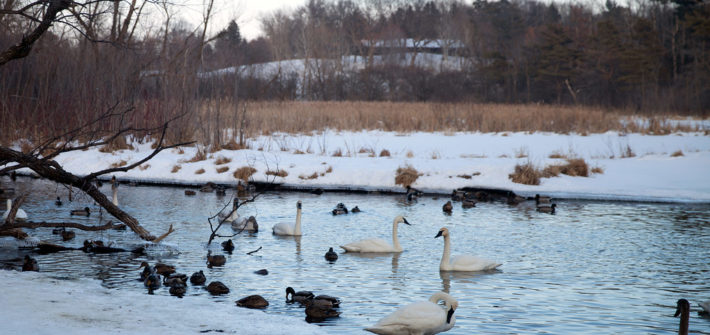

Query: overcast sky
left=179, top=0, right=308, bottom=41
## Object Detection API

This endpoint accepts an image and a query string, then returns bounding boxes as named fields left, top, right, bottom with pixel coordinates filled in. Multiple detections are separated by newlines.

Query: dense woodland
left=0, top=0, right=709, bottom=145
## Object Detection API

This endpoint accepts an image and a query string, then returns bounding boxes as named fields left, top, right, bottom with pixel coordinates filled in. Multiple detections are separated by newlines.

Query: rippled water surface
left=2, top=178, right=710, bottom=334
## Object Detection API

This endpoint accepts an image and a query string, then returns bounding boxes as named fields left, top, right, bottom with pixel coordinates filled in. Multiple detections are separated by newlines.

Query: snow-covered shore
left=11, top=129, right=710, bottom=202
left=0, top=270, right=328, bottom=334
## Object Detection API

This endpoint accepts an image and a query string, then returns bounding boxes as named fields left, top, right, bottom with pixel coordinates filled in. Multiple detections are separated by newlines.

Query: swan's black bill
left=446, top=307, right=455, bottom=323
left=435, top=230, right=443, bottom=238
left=403, top=218, right=411, bottom=225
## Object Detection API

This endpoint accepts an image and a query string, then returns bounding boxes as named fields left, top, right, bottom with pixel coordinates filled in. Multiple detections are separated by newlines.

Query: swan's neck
left=6, top=199, right=10, bottom=211
left=679, top=309, right=689, bottom=335
left=440, top=235, right=452, bottom=270
left=392, top=219, right=402, bottom=251
left=112, top=186, right=118, bottom=206
left=294, top=207, right=302, bottom=235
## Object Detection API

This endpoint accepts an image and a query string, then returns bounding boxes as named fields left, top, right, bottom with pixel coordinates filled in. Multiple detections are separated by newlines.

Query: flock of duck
left=3, top=177, right=708, bottom=334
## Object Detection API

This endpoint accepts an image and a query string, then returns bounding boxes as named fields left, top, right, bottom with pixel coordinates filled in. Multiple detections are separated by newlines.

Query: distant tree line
left=0, top=0, right=708, bottom=145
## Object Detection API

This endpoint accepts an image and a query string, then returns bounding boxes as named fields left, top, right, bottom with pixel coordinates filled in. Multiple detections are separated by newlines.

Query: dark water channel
left=1, top=177, right=709, bottom=334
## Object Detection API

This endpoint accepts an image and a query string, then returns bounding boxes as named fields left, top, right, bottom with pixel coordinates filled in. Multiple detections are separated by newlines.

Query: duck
left=311, top=188, right=324, bottom=195
left=675, top=299, right=689, bottom=335
left=206, top=250, right=226, bottom=268
left=55, top=197, right=62, bottom=206
left=231, top=216, right=258, bottom=232
left=254, top=269, right=269, bottom=275
left=442, top=201, right=453, bottom=214
left=537, top=203, right=557, bottom=214
left=144, top=273, right=161, bottom=294
left=365, top=291, right=458, bottom=335
left=312, top=294, right=341, bottom=308
left=340, top=216, right=411, bottom=253
left=324, top=247, right=338, bottom=262
left=111, top=176, right=119, bottom=206
left=332, top=203, right=348, bottom=215
left=184, top=190, right=196, bottom=196
left=351, top=206, right=361, bottom=213
left=200, top=182, right=216, bottom=193
left=190, top=270, right=206, bottom=285
left=286, top=287, right=314, bottom=304
left=169, top=281, right=187, bottom=297
left=506, top=191, right=525, bottom=205
left=139, top=261, right=175, bottom=277
left=535, top=194, right=551, bottom=205
left=435, top=227, right=501, bottom=271
left=461, top=197, right=476, bottom=208
left=70, top=207, right=91, bottom=216
left=451, top=190, right=465, bottom=201
left=3, top=199, right=28, bottom=221
left=163, top=273, right=188, bottom=287
left=61, top=229, right=75, bottom=241
left=206, top=281, right=230, bottom=295
left=215, top=187, right=226, bottom=196
left=405, top=185, right=422, bottom=201
left=22, top=255, right=39, bottom=272
left=305, top=301, right=341, bottom=320
left=700, top=300, right=710, bottom=316
left=272, top=201, right=303, bottom=236
left=221, top=239, right=235, bottom=253
left=236, top=295, right=269, bottom=309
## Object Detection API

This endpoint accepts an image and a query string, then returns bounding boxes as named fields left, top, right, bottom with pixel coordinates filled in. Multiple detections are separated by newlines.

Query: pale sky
left=179, top=0, right=308, bottom=41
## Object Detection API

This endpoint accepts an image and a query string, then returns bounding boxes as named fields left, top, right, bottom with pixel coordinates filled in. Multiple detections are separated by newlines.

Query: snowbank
left=9, top=130, right=710, bottom=202
left=0, top=270, right=327, bottom=335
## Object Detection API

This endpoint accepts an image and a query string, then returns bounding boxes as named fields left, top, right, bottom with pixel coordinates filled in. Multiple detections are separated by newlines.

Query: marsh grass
left=671, top=150, right=684, bottom=157
left=509, top=162, right=541, bottom=185
left=110, top=160, right=128, bottom=168
left=233, top=166, right=257, bottom=181
left=265, top=169, right=288, bottom=177
left=395, top=165, right=421, bottom=187
left=195, top=168, right=205, bottom=174
left=379, top=149, right=391, bottom=157
left=171, top=165, right=181, bottom=173
left=99, top=136, right=133, bottom=153
left=216, top=166, right=229, bottom=174
left=214, top=156, right=232, bottom=165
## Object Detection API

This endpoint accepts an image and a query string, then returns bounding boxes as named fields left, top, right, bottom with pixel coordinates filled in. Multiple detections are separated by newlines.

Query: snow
left=0, top=270, right=327, bottom=335
left=10, top=129, right=710, bottom=203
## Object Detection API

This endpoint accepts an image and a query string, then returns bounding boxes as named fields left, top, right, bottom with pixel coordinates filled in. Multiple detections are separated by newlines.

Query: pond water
left=2, top=177, right=710, bottom=334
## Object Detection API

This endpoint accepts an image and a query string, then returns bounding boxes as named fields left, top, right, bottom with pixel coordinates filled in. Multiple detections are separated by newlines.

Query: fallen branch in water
left=246, top=246, right=262, bottom=255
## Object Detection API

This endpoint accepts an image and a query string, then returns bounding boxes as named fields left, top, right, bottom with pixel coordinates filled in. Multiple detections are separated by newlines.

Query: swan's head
left=675, top=298, right=690, bottom=317
left=394, top=216, right=410, bottom=225
left=297, top=201, right=302, bottom=209
left=435, top=227, right=449, bottom=238
left=286, top=287, right=295, bottom=299
left=84, top=207, right=90, bottom=213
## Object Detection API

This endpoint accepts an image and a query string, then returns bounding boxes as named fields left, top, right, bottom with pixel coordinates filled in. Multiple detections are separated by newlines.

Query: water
left=2, top=177, right=710, bottom=334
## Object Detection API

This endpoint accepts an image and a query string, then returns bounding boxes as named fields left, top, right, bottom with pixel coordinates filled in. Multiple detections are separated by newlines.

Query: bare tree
left=0, top=104, right=192, bottom=242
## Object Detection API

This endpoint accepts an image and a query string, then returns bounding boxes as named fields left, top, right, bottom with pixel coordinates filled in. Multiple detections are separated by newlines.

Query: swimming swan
left=435, top=227, right=501, bottom=271
left=272, top=201, right=302, bottom=236
left=365, top=291, right=458, bottom=335
left=232, top=215, right=258, bottom=232
left=111, top=176, right=118, bottom=206
left=700, top=300, right=710, bottom=316
left=3, top=199, right=28, bottom=221
left=340, top=216, right=410, bottom=253
left=676, top=299, right=689, bottom=335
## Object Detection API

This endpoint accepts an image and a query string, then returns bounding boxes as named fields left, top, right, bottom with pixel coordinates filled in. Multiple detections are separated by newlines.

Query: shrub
left=216, top=166, right=229, bottom=174
left=406, top=151, right=414, bottom=158
left=395, top=165, right=421, bottom=187
left=299, top=172, right=319, bottom=180
left=325, top=165, right=333, bottom=173
left=332, top=148, right=343, bottom=157
left=188, top=147, right=207, bottom=162
left=214, top=156, right=232, bottom=165
left=233, top=166, right=257, bottom=181
left=543, top=158, right=589, bottom=178
left=379, top=149, right=391, bottom=157
left=139, top=164, right=151, bottom=171
left=671, top=150, right=684, bottom=157
left=222, top=140, right=246, bottom=150
left=509, top=162, right=541, bottom=185
left=195, top=168, right=205, bottom=175
left=294, top=149, right=305, bottom=154
left=110, top=160, right=128, bottom=168
left=591, top=166, right=604, bottom=174
left=265, top=169, right=288, bottom=177
left=171, top=165, right=181, bottom=173
left=99, top=136, right=133, bottom=153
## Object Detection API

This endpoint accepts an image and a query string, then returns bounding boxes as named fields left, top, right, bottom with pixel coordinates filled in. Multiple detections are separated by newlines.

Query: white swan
left=111, top=176, right=119, bottom=206
left=340, top=216, right=410, bottom=253
left=435, top=227, right=501, bottom=271
left=365, top=291, right=458, bottom=335
left=700, top=300, right=710, bottom=316
left=3, top=199, right=28, bottom=221
left=272, top=200, right=302, bottom=236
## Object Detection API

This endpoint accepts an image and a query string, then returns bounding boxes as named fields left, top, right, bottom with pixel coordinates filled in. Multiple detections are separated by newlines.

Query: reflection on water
left=1, top=177, right=710, bottom=334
